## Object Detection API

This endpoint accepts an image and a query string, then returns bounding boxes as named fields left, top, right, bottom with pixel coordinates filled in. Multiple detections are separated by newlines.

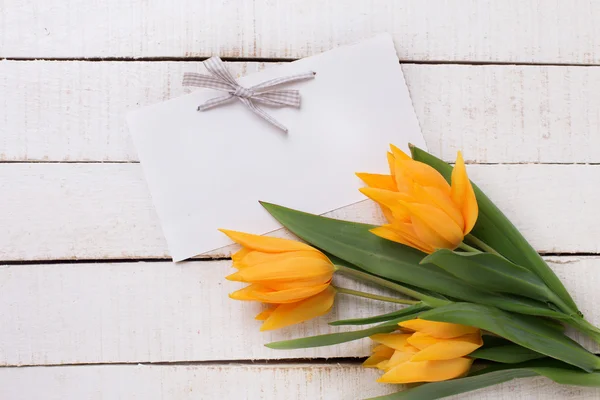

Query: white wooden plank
left=2, top=1, right=600, bottom=64
left=2, top=364, right=599, bottom=400
left=1, top=163, right=599, bottom=261
left=0, top=257, right=598, bottom=366
left=0, top=60, right=263, bottom=162
left=2, top=60, right=600, bottom=163
left=0, top=260, right=399, bottom=365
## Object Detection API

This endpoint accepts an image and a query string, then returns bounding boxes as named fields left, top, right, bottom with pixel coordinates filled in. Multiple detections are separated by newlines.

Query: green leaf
left=329, top=303, right=430, bottom=326
left=422, top=250, right=556, bottom=303
left=265, top=325, right=394, bottom=350
left=410, top=145, right=579, bottom=315
left=265, top=314, right=421, bottom=350
left=471, top=344, right=546, bottom=363
left=260, top=202, right=567, bottom=320
left=419, top=303, right=600, bottom=372
left=369, top=371, right=536, bottom=399
left=471, top=334, right=547, bottom=363
left=369, top=359, right=600, bottom=400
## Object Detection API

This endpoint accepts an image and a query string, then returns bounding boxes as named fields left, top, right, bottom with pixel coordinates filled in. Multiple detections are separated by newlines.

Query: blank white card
left=127, top=34, right=426, bottom=261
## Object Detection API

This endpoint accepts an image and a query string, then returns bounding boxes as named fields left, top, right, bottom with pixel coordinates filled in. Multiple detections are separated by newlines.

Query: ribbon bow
left=183, top=57, right=316, bottom=132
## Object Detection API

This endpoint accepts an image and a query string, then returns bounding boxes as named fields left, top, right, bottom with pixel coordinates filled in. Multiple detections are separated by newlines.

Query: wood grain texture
left=2, top=60, right=600, bottom=163
left=1, top=163, right=599, bottom=261
left=2, top=1, right=600, bottom=64
left=4, top=2, right=600, bottom=398
left=0, top=257, right=598, bottom=366
left=2, top=364, right=600, bottom=400
left=0, top=261, right=397, bottom=365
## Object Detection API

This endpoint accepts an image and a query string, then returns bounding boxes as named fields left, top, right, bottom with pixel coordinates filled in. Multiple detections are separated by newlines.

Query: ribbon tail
left=239, top=98, right=288, bottom=133
left=252, top=91, right=301, bottom=108
left=251, top=71, right=316, bottom=91
left=183, top=72, right=234, bottom=91
left=198, top=94, right=235, bottom=111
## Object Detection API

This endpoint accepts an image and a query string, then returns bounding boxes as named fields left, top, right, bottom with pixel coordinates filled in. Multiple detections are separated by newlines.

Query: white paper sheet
left=127, top=34, right=426, bottom=261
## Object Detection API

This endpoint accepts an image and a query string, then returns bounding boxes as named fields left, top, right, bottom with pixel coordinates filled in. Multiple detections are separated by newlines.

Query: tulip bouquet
left=221, top=145, right=600, bottom=399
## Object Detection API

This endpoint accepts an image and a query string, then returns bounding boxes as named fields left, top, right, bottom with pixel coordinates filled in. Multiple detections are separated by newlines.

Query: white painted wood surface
left=2, top=364, right=600, bottom=400
left=2, top=61, right=600, bottom=163
left=0, top=261, right=398, bottom=365
left=2, top=163, right=600, bottom=261
left=3, top=0, right=600, bottom=398
left=2, top=1, right=600, bottom=64
left=0, top=257, right=598, bottom=367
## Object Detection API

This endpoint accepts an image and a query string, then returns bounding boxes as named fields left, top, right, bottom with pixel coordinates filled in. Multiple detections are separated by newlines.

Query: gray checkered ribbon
left=183, top=57, right=316, bottom=132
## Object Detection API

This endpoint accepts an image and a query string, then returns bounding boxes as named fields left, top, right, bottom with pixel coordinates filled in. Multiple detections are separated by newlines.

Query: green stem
left=466, top=234, right=501, bottom=256
left=457, top=241, right=481, bottom=253
left=334, top=264, right=450, bottom=308
left=333, top=286, right=419, bottom=305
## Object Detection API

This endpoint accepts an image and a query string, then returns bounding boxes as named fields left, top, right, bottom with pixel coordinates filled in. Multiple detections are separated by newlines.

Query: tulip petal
left=407, top=332, right=481, bottom=352
left=364, top=353, right=393, bottom=368
left=406, top=332, right=439, bottom=350
left=405, top=203, right=464, bottom=249
left=229, top=257, right=334, bottom=283
left=364, top=346, right=395, bottom=368
left=231, top=282, right=331, bottom=304
left=360, top=187, right=413, bottom=208
left=375, top=360, right=389, bottom=370
left=260, top=286, right=336, bottom=331
left=414, top=185, right=465, bottom=232
left=379, top=205, right=396, bottom=225
left=356, top=173, right=397, bottom=191
left=388, top=220, right=437, bottom=253
left=228, top=284, right=260, bottom=301
left=265, top=275, right=335, bottom=290
left=410, top=216, right=455, bottom=250
left=370, top=226, right=404, bottom=243
left=373, top=344, right=392, bottom=353
left=370, top=226, right=433, bottom=254
left=410, top=333, right=483, bottom=362
left=370, top=333, right=412, bottom=350
left=389, top=144, right=412, bottom=162
left=219, top=229, right=317, bottom=253
left=402, top=344, right=421, bottom=353
left=399, top=319, right=479, bottom=339
left=261, top=276, right=333, bottom=290
left=255, top=308, right=274, bottom=321
left=387, top=152, right=396, bottom=177
left=235, top=250, right=329, bottom=270
left=231, top=248, right=252, bottom=268
left=377, top=358, right=473, bottom=384
left=383, top=349, right=415, bottom=370
left=450, top=151, right=479, bottom=234
left=359, top=188, right=412, bottom=221
left=395, top=159, right=451, bottom=195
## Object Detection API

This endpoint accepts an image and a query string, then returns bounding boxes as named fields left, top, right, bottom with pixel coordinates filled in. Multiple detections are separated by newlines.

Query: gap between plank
left=2, top=57, right=600, bottom=68
left=4, top=354, right=600, bottom=370
left=0, top=257, right=230, bottom=265
left=0, top=357, right=365, bottom=369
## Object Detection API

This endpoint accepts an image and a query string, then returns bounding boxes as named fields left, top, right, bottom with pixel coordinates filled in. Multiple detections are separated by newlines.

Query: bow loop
left=183, top=56, right=315, bottom=132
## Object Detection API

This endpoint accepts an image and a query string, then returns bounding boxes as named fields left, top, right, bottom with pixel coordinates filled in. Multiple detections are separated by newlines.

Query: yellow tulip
left=364, top=318, right=482, bottom=384
left=220, top=229, right=336, bottom=331
left=357, top=145, right=478, bottom=253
